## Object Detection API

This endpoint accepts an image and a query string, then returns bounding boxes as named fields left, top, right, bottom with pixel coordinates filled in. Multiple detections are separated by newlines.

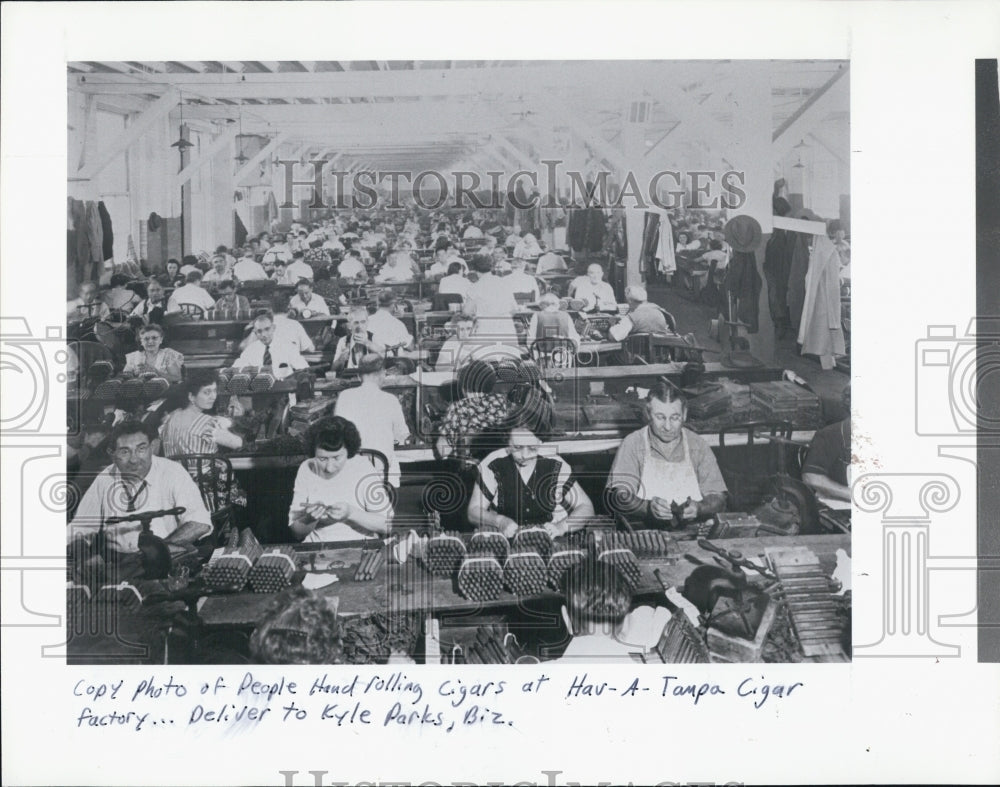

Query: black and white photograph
left=3, top=3, right=999, bottom=786
left=63, top=58, right=852, bottom=667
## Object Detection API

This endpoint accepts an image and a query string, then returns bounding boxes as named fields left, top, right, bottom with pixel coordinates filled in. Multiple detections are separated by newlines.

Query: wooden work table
left=195, top=533, right=850, bottom=629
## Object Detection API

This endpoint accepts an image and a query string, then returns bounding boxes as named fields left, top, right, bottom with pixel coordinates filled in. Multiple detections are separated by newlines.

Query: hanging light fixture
left=793, top=138, right=810, bottom=151
left=170, top=92, right=194, bottom=151
left=234, top=102, right=248, bottom=164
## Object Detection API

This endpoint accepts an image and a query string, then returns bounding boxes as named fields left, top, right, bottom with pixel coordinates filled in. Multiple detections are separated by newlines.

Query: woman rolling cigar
left=466, top=424, right=595, bottom=539
left=605, top=381, right=728, bottom=530
left=289, top=416, right=392, bottom=543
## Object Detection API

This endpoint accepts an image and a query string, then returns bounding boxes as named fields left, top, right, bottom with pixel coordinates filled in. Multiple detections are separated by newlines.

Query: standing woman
left=123, top=323, right=184, bottom=382
left=159, top=368, right=244, bottom=457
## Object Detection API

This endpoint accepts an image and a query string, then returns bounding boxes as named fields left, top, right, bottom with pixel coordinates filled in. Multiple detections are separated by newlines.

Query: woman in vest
left=467, top=424, right=595, bottom=538
left=527, top=292, right=581, bottom=348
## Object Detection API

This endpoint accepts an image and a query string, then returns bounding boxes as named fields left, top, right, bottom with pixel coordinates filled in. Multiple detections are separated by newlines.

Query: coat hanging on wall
left=798, top=234, right=846, bottom=369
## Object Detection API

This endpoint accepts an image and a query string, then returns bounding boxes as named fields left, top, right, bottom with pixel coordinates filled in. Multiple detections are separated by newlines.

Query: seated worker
left=166, top=271, right=217, bottom=315
left=158, top=368, right=244, bottom=457
left=240, top=296, right=314, bottom=354
left=178, top=255, right=200, bottom=278
left=375, top=250, right=416, bottom=283
left=155, top=258, right=184, bottom=288
left=103, top=273, right=141, bottom=313
left=621, top=285, right=671, bottom=336
left=277, top=251, right=315, bottom=285
left=202, top=254, right=233, bottom=285
left=435, top=360, right=512, bottom=459
left=536, top=249, right=568, bottom=275
left=288, top=416, right=392, bottom=542
left=233, top=251, right=268, bottom=281
left=434, top=313, right=478, bottom=372
left=569, top=264, right=617, bottom=312
left=337, top=248, right=368, bottom=282
left=232, top=311, right=308, bottom=377
left=467, top=424, right=595, bottom=538
left=367, top=291, right=414, bottom=352
left=697, top=238, right=730, bottom=272
left=67, top=419, right=212, bottom=559
left=289, top=278, right=331, bottom=318
left=607, top=381, right=727, bottom=528
left=436, top=261, right=473, bottom=301
left=261, top=235, right=293, bottom=266
left=527, top=292, right=581, bottom=349
left=303, top=239, right=331, bottom=272
left=802, top=413, right=851, bottom=505
left=506, top=257, right=541, bottom=303
left=129, top=280, right=168, bottom=325
left=332, top=307, right=385, bottom=372
left=466, top=254, right=519, bottom=342
left=552, top=558, right=671, bottom=663
left=512, top=232, right=543, bottom=260
left=212, top=278, right=251, bottom=319
left=427, top=244, right=467, bottom=278
left=334, top=354, right=410, bottom=488
left=122, top=322, right=184, bottom=382
left=67, top=281, right=110, bottom=322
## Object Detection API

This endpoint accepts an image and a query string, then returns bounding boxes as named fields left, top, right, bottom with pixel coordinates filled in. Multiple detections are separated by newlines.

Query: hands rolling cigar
left=298, top=500, right=353, bottom=524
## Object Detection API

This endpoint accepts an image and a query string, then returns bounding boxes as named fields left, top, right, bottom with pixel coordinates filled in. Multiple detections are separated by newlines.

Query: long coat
left=798, top=235, right=846, bottom=357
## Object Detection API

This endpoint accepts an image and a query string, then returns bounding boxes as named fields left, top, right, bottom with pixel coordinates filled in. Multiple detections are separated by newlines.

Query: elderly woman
left=158, top=368, right=243, bottom=457
left=465, top=255, right=519, bottom=342
left=527, top=292, right=581, bottom=349
left=123, top=323, right=184, bottom=382
left=288, top=416, right=392, bottom=542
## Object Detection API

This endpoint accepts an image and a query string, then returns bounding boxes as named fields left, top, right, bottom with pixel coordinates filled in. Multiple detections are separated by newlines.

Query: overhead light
left=171, top=92, right=193, bottom=151
left=793, top=138, right=810, bottom=150
left=792, top=161, right=805, bottom=169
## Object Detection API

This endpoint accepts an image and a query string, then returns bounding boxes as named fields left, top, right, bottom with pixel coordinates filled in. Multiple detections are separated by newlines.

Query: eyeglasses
left=113, top=443, right=152, bottom=461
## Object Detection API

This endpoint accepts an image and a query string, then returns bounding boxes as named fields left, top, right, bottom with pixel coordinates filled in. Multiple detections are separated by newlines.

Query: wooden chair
left=529, top=337, right=577, bottom=370
left=176, top=303, right=206, bottom=320
left=172, top=454, right=237, bottom=539
left=432, top=292, right=464, bottom=312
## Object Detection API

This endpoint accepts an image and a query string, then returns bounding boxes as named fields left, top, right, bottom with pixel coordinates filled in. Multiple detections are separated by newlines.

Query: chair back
left=177, top=303, right=206, bottom=320
left=529, top=337, right=577, bottom=370
left=172, top=454, right=236, bottom=533
left=432, top=292, right=464, bottom=312
left=358, top=448, right=390, bottom=487
left=513, top=291, right=535, bottom=306
left=655, top=305, right=677, bottom=333
left=717, top=421, right=793, bottom=511
left=620, top=332, right=653, bottom=364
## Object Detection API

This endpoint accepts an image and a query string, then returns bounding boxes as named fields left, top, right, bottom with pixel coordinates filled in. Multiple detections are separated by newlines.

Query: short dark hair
left=110, top=273, right=130, bottom=288
left=164, top=368, right=217, bottom=412
left=272, top=294, right=291, bottom=314
left=109, top=419, right=156, bottom=449
left=217, top=278, right=236, bottom=291
left=215, top=245, right=228, bottom=254
left=709, top=239, right=723, bottom=251
left=308, top=416, right=361, bottom=458
left=138, top=322, right=164, bottom=337
left=447, top=261, right=463, bottom=276
left=185, top=271, right=203, bottom=284
left=646, top=379, right=686, bottom=411
left=458, top=359, right=497, bottom=396
left=472, top=254, right=493, bottom=274
left=377, top=290, right=396, bottom=308
left=296, top=278, right=313, bottom=288
left=293, top=250, right=305, bottom=260
left=182, top=255, right=199, bottom=268
left=252, top=310, right=275, bottom=326
left=562, top=557, right=633, bottom=632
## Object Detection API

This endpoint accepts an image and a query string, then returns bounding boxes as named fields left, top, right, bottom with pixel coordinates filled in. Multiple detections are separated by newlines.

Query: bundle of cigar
left=596, top=546, right=642, bottom=590
left=424, top=532, right=467, bottom=577
left=654, top=612, right=711, bottom=663
left=120, top=377, right=145, bottom=400
left=511, top=527, right=554, bottom=561
left=354, top=547, right=385, bottom=582
left=456, top=555, right=504, bottom=601
left=141, top=376, right=170, bottom=399
left=547, top=548, right=587, bottom=588
left=93, top=378, right=123, bottom=399
left=462, top=624, right=524, bottom=664
left=469, top=531, right=509, bottom=564
left=94, top=582, right=143, bottom=611
left=202, top=528, right=263, bottom=591
left=250, top=370, right=276, bottom=393
left=249, top=546, right=297, bottom=593
left=227, top=371, right=253, bottom=396
left=503, top=551, right=548, bottom=596
left=599, top=530, right=672, bottom=559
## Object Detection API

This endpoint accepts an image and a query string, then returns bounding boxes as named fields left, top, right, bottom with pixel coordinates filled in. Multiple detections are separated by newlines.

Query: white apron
left=639, top=428, right=703, bottom=503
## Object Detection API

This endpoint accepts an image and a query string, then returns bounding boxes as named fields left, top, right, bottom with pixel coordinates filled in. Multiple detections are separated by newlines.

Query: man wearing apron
left=606, top=381, right=727, bottom=527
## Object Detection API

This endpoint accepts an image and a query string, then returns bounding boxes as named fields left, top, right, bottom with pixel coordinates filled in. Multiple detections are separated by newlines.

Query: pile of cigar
left=202, top=528, right=264, bottom=591
left=503, top=552, right=548, bottom=596
left=595, top=546, right=642, bottom=590
left=249, top=546, right=297, bottom=593
left=424, top=532, right=467, bottom=577
left=93, top=582, right=144, bottom=611
left=457, top=555, right=504, bottom=601
left=598, top=530, right=672, bottom=559
left=452, top=624, right=526, bottom=664
left=653, top=611, right=711, bottom=663
left=354, top=547, right=385, bottom=582
left=547, top=548, right=587, bottom=589
left=511, top=527, right=554, bottom=560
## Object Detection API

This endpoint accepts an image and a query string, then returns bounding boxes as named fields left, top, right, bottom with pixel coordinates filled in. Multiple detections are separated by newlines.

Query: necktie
left=262, top=346, right=272, bottom=366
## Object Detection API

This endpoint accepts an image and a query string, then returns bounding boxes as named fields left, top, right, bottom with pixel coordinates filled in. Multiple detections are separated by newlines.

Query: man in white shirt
left=334, top=353, right=410, bottom=487
left=367, top=291, right=414, bottom=351
left=279, top=251, right=315, bottom=285
left=239, top=296, right=315, bottom=355
left=68, top=420, right=212, bottom=556
left=337, top=249, right=368, bottom=281
left=569, top=264, right=617, bottom=312
left=166, top=271, right=217, bottom=315
left=332, top=308, right=386, bottom=372
left=426, top=247, right=454, bottom=279
left=202, top=255, right=233, bottom=285
left=437, top=262, right=473, bottom=300
left=232, top=311, right=309, bottom=375
left=505, top=257, right=540, bottom=302
left=233, top=253, right=268, bottom=282
left=376, top=252, right=416, bottom=283
left=289, top=278, right=331, bottom=318
left=536, top=250, right=567, bottom=275
left=129, top=280, right=167, bottom=325
left=262, top=235, right=293, bottom=265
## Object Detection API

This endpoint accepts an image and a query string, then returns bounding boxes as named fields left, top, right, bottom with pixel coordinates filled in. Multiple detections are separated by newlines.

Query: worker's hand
left=680, top=499, right=700, bottom=521
left=327, top=501, right=352, bottom=522
left=650, top=496, right=673, bottom=520
left=435, top=435, right=453, bottom=460
left=497, top=517, right=519, bottom=539
left=302, top=503, right=329, bottom=522
left=543, top=521, right=566, bottom=539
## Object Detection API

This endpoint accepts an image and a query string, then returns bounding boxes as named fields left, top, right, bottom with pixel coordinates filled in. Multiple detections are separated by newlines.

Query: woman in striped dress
left=159, top=369, right=244, bottom=457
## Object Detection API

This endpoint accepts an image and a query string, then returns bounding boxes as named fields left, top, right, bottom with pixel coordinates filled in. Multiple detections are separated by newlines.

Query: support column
left=620, top=99, right=649, bottom=288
